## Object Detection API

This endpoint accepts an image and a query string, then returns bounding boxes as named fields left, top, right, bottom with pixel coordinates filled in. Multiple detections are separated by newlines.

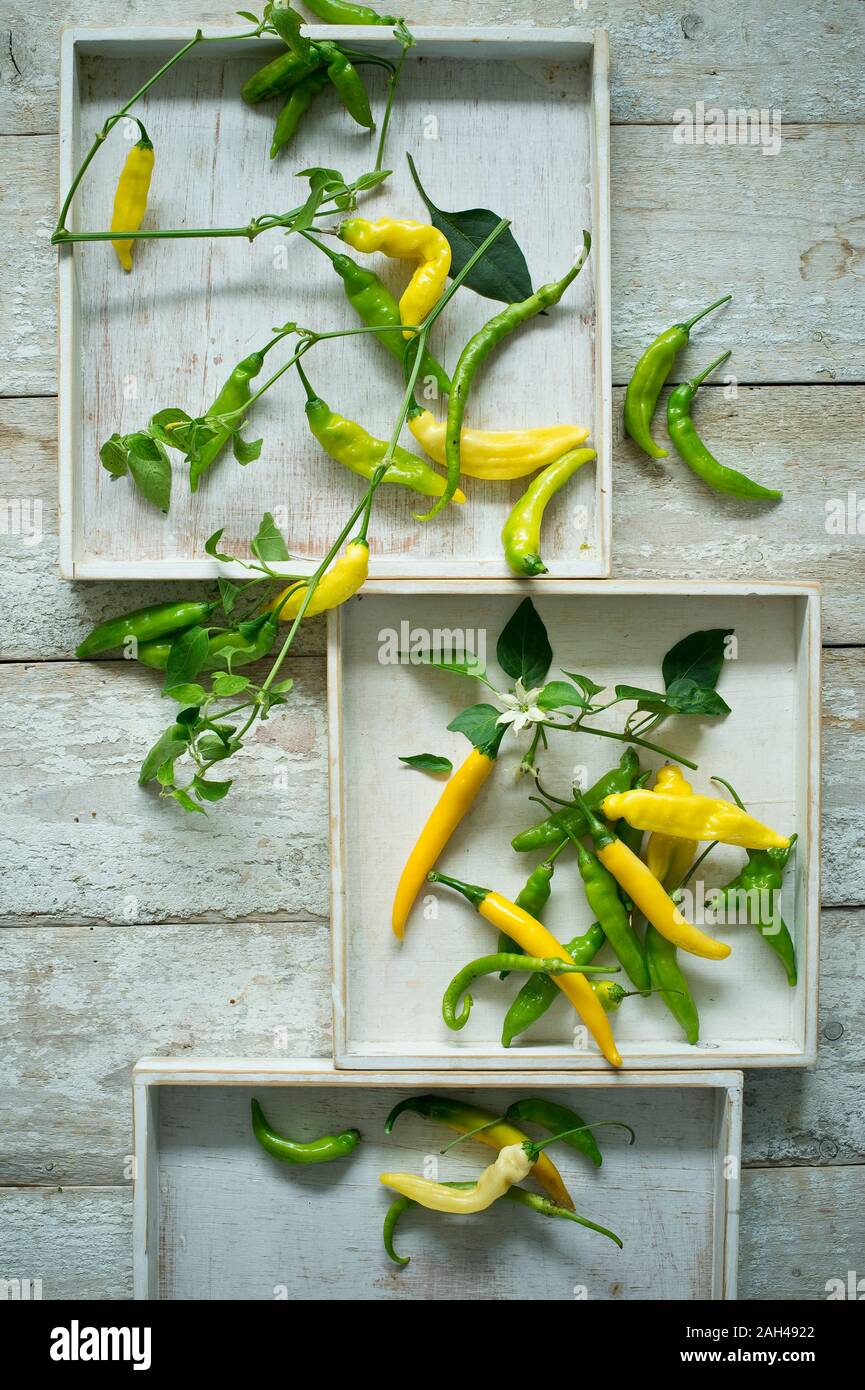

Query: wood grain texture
left=1, top=1166, right=861, bottom=1301
left=3, top=1, right=865, bottom=135
left=4, top=119, right=864, bottom=399
left=4, top=391, right=865, bottom=658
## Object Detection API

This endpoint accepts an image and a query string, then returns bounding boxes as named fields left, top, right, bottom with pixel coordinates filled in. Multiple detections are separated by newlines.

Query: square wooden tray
left=132, top=1059, right=741, bottom=1300
left=58, top=25, right=611, bottom=579
left=328, top=580, right=820, bottom=1069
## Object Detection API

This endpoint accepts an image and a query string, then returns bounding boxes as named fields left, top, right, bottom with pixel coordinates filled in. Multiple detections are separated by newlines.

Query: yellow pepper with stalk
left=339, top=217, right=452, bottom=337
left=427, top=868, right=623, bottom=1068
left=603, top=786, right=789, bottom=851
left=110, top=130, right=155, bottom=272
left=407, top=402, right=591, bottom=481
left=268, top=539, right=368, bottom=622
left=645, top=764, right=699, bottom=887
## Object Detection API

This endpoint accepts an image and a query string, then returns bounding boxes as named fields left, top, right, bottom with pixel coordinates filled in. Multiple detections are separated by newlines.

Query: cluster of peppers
left=393, top=737, right=797, bottom=1067
left=250, top=1090, right=633, bottom=1267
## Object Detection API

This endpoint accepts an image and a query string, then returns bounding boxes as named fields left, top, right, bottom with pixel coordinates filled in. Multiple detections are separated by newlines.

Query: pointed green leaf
left=496, top=598, right=551, bottom=687
left=399, top=753, right=453, bottom=775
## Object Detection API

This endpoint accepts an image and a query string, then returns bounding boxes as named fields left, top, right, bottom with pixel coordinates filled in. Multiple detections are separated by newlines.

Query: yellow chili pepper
left=339, top=217, right=451, bottom=337
left=428, top=871, right=622, bottom=1068
left=576, top=792, right=730, bottom=962
left=392, top=744, right=501, bottom=939
left=268, top=539, right=368, bottom=621
left=645, top=764, right=697, bottom=889
left=381, top=1142, right=532, bottom=1213
left=603, top=788, right=789, bottom=851
left=407, top=408, right=590, bottom=480
left=110, top=136, right=155, bottom=272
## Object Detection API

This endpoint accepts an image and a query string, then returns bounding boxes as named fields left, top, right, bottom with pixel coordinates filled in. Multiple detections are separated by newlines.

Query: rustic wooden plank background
left=1, top=0, right=864, bottom=1300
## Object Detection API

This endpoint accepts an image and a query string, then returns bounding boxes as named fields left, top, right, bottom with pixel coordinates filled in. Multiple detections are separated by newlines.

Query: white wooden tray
left=132, top=1060, right=741, bottom=1300
left=328, top=580, right=820, bottom=1070
left=58, top=25, right=611, bottom=580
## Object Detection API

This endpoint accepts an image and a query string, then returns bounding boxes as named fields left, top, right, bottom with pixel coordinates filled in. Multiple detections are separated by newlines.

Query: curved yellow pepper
left=392, top=747, right=496, bottom=939
left=110, top=137, right=155, bottom=272
left=645, top=764, right=697, bottom=889
left=339, top=217, right=451, bottom=336
left=603, top=788, right=789, bottom=851
left=425, top=1114, right=572, bottom=1210
left=380, top=1142, right=532, bottom=1213
left=476, top=891, right=622, bottom=1066
left=269, top=539, right=368, bottom=621
left=596, top=839, right=731, bottom=961
left=408, top=409, right=591, bottom=480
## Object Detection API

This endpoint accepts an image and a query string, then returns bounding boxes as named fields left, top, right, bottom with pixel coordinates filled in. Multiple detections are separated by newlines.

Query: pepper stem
left=680, top=293, right=732, bottom=333
left=525, top=1120, right=637, bottom=1160
left=710, top=774, right=747, bottom=810
left=690, top=349, right=732, bottom=388
left=571, top=789, right=616, bottom=849
left=544, top=837, right=569, bottom=867
left=294, top=356, right=318, bottom=404
left=299, top=228, right=339, bottom=263
left=426, top=870, right=489, bottom=909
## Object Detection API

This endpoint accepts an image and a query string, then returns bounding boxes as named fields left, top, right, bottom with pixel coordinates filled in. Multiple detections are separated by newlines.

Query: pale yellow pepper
left=339, top=217, right=451, bottom=337
left=111, top=136, right=155, bottom=272
left=269, top=539, right=368, bottom=621
left=408, top=408, right=591, bottom=480
left=603, top=788, right=789, bottom=851
left=380, top=1143, right=532, bottom=1213
left=645, top=764, right=697, bottom=889
left=594, top=837, right=731, bottom=962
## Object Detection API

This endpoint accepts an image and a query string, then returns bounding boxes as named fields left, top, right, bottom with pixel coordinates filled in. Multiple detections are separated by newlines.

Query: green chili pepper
left=569, top=836, right=651, bottom=993
left=623, top=293, right=731, bottom=459
left=717, top=836, right=798, bottom=985
left=251, top=1098, right=360, bottom=1165
left=501, top=923, right=606, bottom=1048
left=443, top=953, right=614, bottom=1032
left=270, top=68, right=329, bottom=157
left=241, top=50, right=324, bottom=104
left=317, top=40, right=375, bottom=129
left=667, top=351, right=782, bottom=500
left=382, top=1180, right=621, bottom=1266
left=189, top=350, right=268, bottom=492
left=645, top=924, right=700, bottom=1043
left=295, top=359, right=461, bottom=501
left=301, top=232, right=451, bottom=396
left=503, top=1098, right=604, bottom=1168
left=305, top=0, right=399, bottom=22
left=497, top=840, right=566, bottom=977
left=75, top=599, right=217, bottom=660
left=512, top=749, right=641, bottom=853
left=135, top=615, right=279, bottom=673
left=421, top=232, right=591, bottom=520
left=502, top=447, right=597, bottom=576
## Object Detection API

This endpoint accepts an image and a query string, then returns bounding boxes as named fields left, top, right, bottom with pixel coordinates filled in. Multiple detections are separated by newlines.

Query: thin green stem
left=545, top=720, right=698, bottom=771
left=375, top=42, right=408, bottom=173
left=710, top=775, right=746, bottom=810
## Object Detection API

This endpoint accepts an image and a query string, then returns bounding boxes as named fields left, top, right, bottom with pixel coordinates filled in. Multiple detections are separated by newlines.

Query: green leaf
left=218, top=577, right=241, bottom=615
left=125, top=432, right=172, bottom=512
left=407, top=153, right=533, bottom=304
left=165, top=682, right=208, bottom=705
left=496, top=598, right=551, bottom=688
left=663, top=677, right=731, bottom=717
left=616, top=684, right=665, bottom=704
left=175, top=706, right=202, bottom=728
left=252, top=512, right=291, bottom=562
left=270, top=677, right=294, bottom=694
left=447, top=702, right=502, bottom=751
left=233, top=432, right=263, bottom=466
left=156, top=758, right=176, bottom=787
left=662, top=628, right=733, bottom=694
left=193, top=776, right=233, bottom=803
left=163, top=626, right=210, bottom=694
left=212, top=672, right=251, bottom=697
left=236, top=11, right=259, bottom=22
left=205, top=529, right=236, bottom=564
left=352, top=169, right=392, bottom=193
left=139, top=723, right=189, bottom=785
left=269, top=4, right=311, bottom=62
left=149, top=407, right=193, bottom=452
left=537, top=680, right=585, bottom=711
left=197, top=733, right=234, bottom=762
left=408, top=649, right=486, bottom=680
left=399, top=753, right=453, bottom=775
left=561, top=671, right=604, bottom=703
left=99, top=433, right=129, bottom=479
left=171, top=786, right=208, bottom=815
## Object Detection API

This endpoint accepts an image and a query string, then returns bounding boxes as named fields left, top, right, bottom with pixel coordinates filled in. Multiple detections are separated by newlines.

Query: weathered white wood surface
left=4, top=120, right=865, bottom=398
left=2, top=1165, right=858, bottom=1302
left=2, top=0, right=864, bottom=1301
left=3, top=1, right=865, bottom=134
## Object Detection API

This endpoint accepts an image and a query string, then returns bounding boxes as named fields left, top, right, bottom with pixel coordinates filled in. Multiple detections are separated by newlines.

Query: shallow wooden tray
left=328, top=580, right=820, bottom=1070
left=58, top=25, right=611, bottom=579
left=132, top=1060, right=741, bottom=1300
